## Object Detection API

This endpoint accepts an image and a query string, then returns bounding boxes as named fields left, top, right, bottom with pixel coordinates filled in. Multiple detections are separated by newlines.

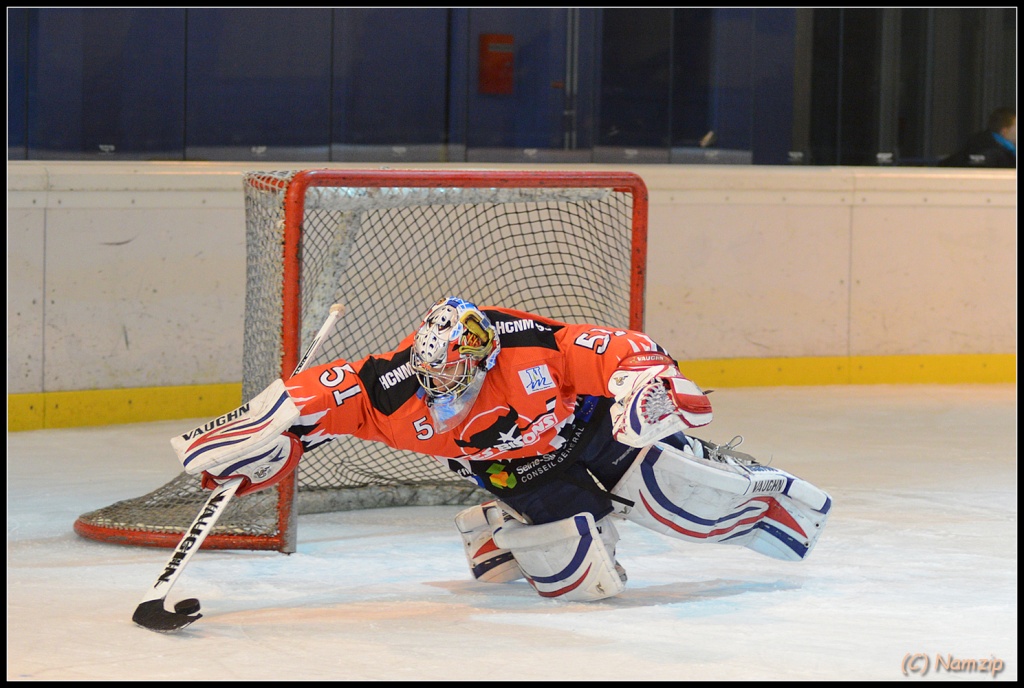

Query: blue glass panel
left=598, top=9, right=672, bottom=149
left=750, top=9, right=797, bottom=164
left=465, top=8, right=570, bottom=151
left=27, top=8, right=186, bottom=159
left=186, top=8, right=331, bottom=160
left=709, top=8, right=755, bottom=153
left=8, top=8, right=28, bottom=158
left=446, top=9, right=470, bottom=154
left=333, top=9, right=448, bottom=146
left=671, top=9, right=714, bottom=147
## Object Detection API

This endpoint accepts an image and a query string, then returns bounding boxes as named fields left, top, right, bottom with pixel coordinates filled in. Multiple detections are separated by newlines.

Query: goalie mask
left=411, top=297, right=500, bottom=431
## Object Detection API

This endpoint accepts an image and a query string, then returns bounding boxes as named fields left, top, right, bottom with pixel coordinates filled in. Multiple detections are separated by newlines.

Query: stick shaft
left=136, top=303, right=345, bottom=613
left=139, top=476, right=242, bottom=603
left=291, top=303, right=345, bottom=376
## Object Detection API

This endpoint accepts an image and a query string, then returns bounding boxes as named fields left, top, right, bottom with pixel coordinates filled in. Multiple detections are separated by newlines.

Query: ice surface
left=7, top=384, right=1017, bottom=680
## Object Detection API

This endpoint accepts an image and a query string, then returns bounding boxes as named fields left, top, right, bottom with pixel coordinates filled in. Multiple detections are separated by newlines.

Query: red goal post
left=74, top=168, right=649, bottom=552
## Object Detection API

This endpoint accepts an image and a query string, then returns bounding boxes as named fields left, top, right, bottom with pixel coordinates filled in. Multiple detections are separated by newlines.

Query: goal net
left=74, top=169, right=648, bottom=552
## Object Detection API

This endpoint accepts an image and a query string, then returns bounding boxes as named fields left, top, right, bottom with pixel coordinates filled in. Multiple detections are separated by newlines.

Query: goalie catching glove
left=608, top=352, right=713, bottom=447
left=170, top=379, right=304, bottom=496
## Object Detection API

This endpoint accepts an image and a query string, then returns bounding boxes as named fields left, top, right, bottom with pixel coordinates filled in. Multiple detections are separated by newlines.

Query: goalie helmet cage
left=73, top=168, right=649, bottom=553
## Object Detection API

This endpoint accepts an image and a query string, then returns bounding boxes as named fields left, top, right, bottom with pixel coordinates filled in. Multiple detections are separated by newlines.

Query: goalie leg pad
left=454, top=501, right=524, bottom=583
left=610, top=439, right=831, bottom=561
left=488, top=511, right=626, bottom=601
left=171, top=379, right=302, bottom=496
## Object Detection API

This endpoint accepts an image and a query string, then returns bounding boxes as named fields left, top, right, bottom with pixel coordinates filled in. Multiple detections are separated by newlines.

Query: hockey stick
left=133, top=303, right=346, bottom=632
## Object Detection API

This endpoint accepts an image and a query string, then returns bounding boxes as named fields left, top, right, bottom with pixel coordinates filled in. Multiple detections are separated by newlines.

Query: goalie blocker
left=170, top=379, right=304, bottom=497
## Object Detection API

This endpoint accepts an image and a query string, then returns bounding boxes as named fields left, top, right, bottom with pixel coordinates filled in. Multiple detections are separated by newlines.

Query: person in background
left=939, top=106, right=1016, bottom=168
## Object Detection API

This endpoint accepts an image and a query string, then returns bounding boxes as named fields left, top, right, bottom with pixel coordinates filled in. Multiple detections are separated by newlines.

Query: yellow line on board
left=679, top=353, right=1016, bottom=387
left=8, top=383, right=243, bottom=432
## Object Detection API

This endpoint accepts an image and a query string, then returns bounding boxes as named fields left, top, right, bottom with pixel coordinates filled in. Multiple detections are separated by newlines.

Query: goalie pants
left=495, top=427, right=722, bottom=529
left=497, top=407, right=641, bottom=526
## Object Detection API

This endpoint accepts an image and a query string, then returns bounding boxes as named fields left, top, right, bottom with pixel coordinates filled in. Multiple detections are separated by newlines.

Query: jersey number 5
left=414, top=416, right=434, bottom=440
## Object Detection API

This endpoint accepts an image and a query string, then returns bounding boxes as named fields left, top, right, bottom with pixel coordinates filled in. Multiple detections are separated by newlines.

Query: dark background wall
left=7, top=8, right=1016, bottom=166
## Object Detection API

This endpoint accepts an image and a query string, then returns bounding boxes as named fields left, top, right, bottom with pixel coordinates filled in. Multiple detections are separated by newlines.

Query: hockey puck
left=174, top=598, right=201, bottom=615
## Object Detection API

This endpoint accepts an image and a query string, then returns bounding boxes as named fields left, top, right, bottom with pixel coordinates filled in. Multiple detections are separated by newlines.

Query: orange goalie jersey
left=285, top=307, right=675, bottom=496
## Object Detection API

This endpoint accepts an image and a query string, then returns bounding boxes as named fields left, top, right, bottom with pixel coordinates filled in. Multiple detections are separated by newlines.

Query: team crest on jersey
left=453, top=398, right=562, bottom=461
left=518, top=365, right=555, bottom=394
left=455, top=406, right=524, bottom=452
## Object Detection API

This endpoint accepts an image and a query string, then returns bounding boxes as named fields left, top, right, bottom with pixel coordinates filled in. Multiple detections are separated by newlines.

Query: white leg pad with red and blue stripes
left=454, top=501, right=524, bottom=583
left=489, top=511, right=625, bottom=601
left=610, top=441, right=832, bottom=561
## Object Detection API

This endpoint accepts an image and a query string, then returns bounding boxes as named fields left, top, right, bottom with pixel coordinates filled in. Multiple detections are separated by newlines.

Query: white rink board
left=6, top=161, right=1016, bottom=393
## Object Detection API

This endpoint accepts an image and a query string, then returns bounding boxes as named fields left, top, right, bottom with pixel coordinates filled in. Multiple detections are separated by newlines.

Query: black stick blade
left=133, top=599, right=203, bottom=633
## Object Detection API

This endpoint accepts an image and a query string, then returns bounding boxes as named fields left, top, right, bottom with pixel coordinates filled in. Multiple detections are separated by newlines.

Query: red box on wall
left=479, top=34, right=514, bottom=95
